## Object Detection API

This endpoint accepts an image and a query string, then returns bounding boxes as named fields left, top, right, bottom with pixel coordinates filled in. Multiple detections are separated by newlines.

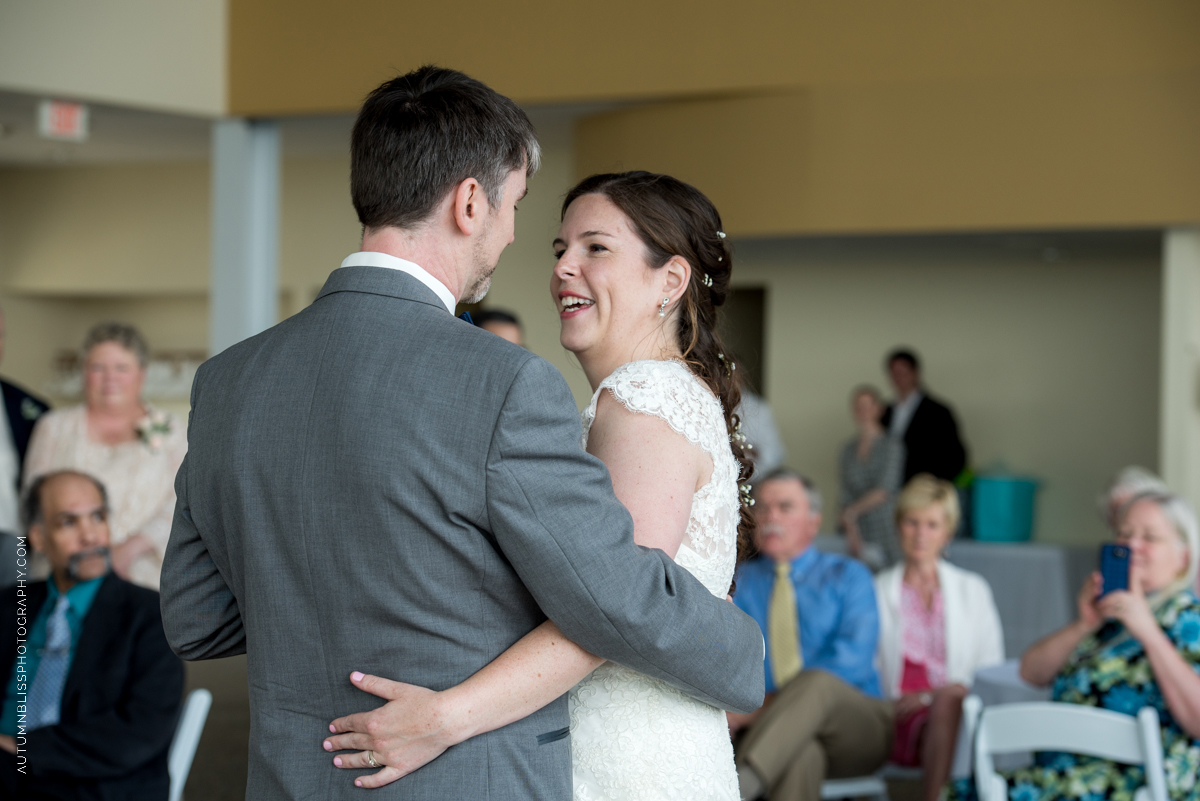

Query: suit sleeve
left=934, top=403, right=967, bottom=481
left=484, top=358, right=765, bottom=713
left=25, top=594, right=185, bottom=779
left=159, top=367, right=247, bottom=660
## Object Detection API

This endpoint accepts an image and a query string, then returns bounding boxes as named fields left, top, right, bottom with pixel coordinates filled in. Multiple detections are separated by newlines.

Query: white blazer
left=875, top=560, right=1005, bottom=699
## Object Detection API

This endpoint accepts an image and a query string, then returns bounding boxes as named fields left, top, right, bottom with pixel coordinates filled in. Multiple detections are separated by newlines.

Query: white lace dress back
left=570, top=359, right=741, bottom=800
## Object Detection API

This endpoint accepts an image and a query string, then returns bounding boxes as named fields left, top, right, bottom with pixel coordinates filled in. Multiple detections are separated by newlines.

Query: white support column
left=1161, top=228, right=1200, bottom=510
left=209, top=119, right=280, bottom=357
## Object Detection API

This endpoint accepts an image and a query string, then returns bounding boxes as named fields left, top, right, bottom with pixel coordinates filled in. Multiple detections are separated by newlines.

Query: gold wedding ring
left=367, top=750, right=381, bottom=768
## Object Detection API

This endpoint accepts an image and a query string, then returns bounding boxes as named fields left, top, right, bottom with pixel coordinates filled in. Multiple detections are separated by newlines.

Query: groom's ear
left=452, top=178, right=486, bottom=236
left=661, top=256, right=691, bottom=303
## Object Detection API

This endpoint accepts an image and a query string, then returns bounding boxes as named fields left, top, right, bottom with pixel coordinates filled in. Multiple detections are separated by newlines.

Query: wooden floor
left=182, top=657, right=250, bottom=800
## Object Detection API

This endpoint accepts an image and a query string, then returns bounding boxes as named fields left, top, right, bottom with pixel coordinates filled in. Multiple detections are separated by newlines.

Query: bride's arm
left=324, top=392, right=711, bottom=788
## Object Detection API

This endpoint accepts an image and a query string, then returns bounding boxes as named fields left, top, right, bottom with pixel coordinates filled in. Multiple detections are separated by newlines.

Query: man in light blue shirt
left=731, top=469, right=895, bottom=801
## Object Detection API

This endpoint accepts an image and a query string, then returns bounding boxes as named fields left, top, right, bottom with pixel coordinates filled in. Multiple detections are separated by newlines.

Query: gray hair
left=23, top=470, right=110, bottom=532
left=755, top=467, right=823, bottom=516
left=1119, top=491, right=1199, bottom=602
left=81, top=321, right=149, bottom=368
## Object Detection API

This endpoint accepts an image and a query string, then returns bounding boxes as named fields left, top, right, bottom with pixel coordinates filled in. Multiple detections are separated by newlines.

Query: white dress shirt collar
left=889, top=389, right=924, bottom=438
left=340, top=251, right=456, bottom=314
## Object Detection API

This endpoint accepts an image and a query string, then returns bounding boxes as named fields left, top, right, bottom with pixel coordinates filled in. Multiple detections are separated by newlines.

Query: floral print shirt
left=949, top=590, right=1200, bottom=801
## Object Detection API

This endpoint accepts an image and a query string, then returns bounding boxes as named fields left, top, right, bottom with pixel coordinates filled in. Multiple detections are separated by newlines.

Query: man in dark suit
left=0, top=470, right=184, bottom=800
left=0, top=308, right=50, bottom=585
left=880, top=349, right=968, bottom=483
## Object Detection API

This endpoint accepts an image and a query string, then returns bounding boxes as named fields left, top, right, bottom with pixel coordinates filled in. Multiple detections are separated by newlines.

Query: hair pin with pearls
left=701, top=272, right=713, bottom=287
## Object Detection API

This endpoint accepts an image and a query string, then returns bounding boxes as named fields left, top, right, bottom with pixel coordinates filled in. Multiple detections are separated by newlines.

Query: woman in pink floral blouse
left=24, top=322, right=186, bottom=589
left=875, top=474, right=1005, bottom=801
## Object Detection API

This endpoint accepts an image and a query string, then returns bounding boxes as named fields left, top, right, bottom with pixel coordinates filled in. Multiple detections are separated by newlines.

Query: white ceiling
left=0, top=89, right=357, bottom=165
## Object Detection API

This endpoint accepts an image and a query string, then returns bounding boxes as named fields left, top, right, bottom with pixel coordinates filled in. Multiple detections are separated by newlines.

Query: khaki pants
left=736, top=670, right=895, bottom=801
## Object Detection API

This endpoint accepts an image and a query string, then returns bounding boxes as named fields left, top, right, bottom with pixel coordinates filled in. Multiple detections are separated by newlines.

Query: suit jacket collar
left=29, top=574, right=121, bottom=708
left=315, top=265, right=452, bottom=314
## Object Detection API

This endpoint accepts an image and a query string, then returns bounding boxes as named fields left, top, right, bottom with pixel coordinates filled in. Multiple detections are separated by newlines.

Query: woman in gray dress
left=839, top=385, right=905, bottom=569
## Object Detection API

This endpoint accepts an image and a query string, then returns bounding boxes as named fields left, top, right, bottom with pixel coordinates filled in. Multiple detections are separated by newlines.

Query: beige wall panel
left=577, top=72, right=1200, bottom=236
left=278, top=156, right=362, bottom=314
left=0, top=163, right=211, bottom=295
left=0, top=0, right=225, bottom=116
left=228, top=0, right=1199, bottom=115
left=734, top=237, right=1160, bottom=544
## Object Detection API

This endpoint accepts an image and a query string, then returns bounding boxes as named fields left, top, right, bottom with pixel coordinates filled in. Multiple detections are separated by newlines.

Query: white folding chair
left=819, top=765, right=924, bottom=801
left=973, top=701, right=1168, bottom=801
left=819, top=774, right=889, bottom=801
left=168, top=688, right=213, bottom=801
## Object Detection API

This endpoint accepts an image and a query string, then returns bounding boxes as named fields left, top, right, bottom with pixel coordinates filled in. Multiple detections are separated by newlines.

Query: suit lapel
left=61, top=574, right=120, bottom=705
left=0, top=382, right=26, bottom=458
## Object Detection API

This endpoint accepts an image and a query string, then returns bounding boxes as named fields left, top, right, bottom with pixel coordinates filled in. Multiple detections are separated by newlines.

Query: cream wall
left=0, top=0, right=225, bottom=116
left=0, top=117, right=589, bottom=405
left=734, top=236, right=1161, bottom=545
left=0, top=121, right=1164, bottom=544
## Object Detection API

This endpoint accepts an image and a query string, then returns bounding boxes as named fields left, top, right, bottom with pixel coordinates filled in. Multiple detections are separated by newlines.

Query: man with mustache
left=729, top=468, right=891, bottom=801
left=0, top=470, right=183, bottom=800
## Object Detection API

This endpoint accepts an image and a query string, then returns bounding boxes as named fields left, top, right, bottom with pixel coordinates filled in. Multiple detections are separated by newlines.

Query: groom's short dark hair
left=351, top=66, right=540, bottom=230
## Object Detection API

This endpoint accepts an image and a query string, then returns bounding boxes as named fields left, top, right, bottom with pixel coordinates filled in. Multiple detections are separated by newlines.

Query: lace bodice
left=571, top=360, right=741, bottom=800
left=581, top=359, right=740, bottom=597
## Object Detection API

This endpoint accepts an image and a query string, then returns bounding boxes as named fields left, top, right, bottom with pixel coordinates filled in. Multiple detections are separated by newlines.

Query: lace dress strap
left=582, top=360, right=730, bottom=459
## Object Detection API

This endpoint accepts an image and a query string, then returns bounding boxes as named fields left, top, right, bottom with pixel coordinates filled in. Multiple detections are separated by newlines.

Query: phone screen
left=1099, top=543, right=1131, bottom=597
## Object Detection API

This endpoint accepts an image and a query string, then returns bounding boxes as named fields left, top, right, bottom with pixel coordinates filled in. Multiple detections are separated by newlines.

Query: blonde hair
left=895, top=473, right=961, bottom=533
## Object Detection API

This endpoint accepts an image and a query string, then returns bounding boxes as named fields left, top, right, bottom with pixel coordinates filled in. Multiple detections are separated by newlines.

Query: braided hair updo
left=562, top=171, right=756, bottom=564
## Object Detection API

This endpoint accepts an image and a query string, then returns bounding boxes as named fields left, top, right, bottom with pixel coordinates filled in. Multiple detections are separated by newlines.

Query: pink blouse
left=900, top=581, right=947, bottom=688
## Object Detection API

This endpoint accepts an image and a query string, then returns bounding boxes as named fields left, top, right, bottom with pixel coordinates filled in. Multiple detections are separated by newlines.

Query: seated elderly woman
left=875, top=474, right=1004, bottom=801
left=951, top=491, right=1200, bottom=801
left=24, top=322, right=186, bottom=590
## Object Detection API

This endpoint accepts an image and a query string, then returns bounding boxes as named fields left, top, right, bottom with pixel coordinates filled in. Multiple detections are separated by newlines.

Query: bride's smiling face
left=551, top=194, right=675, bottom=360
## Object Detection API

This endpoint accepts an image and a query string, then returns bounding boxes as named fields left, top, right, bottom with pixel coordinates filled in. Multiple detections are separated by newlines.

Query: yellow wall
left=227, top=0, right=1200, bottom=114
left=0, top=0, right=225, bottom=116
left=575, top=72, right=1200, bottom=236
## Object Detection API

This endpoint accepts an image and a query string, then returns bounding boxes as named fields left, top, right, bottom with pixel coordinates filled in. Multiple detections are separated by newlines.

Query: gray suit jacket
left=160, top=266, right=765, bottom=800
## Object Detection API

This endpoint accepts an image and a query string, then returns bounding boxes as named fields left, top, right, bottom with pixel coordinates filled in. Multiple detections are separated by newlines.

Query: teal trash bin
left=971, top=475, right=1039, bottom=542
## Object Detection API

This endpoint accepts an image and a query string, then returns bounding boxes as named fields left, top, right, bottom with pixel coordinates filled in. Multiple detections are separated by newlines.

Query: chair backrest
left=168, top=688, right=213, bottom=801
left=971, top=700, right=1168, bottom=801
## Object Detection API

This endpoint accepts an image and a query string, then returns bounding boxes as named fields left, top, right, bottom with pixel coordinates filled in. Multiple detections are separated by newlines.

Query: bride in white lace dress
left=549, top=172, right=754, bottom=800
left=331, top=172, right=754, bottom=799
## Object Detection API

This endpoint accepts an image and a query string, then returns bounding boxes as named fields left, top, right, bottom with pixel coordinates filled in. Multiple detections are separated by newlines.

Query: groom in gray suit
left=160, top=67, right=764, bottom=800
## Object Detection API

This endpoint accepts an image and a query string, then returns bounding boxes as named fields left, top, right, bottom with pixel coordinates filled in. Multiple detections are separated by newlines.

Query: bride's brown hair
left=563, top=171, right=756, bottom=564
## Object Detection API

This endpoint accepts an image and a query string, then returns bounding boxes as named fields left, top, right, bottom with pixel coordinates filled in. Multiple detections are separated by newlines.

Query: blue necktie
left=28, top=595, right=72, bottom=729
left=458, top=311, right=473, bottom=325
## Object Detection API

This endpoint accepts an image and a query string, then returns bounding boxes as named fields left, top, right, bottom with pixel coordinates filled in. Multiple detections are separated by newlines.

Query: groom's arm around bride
left=159, top=66, right=763, bottom=799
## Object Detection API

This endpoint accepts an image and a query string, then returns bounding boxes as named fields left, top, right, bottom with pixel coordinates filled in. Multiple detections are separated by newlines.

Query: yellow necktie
left=768, top=561, right=803, bottom=688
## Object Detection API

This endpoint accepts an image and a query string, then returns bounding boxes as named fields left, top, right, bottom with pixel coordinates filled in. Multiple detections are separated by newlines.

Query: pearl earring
left=658, top=297, right=670, bottom=317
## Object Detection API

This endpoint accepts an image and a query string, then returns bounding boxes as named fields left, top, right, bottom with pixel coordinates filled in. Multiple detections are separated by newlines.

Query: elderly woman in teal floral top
left=950, top=491, right=1200, bottom=801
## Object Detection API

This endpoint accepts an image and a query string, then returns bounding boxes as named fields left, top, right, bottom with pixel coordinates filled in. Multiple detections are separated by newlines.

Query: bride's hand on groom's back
left=323, top=671, right=462, bottom=789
